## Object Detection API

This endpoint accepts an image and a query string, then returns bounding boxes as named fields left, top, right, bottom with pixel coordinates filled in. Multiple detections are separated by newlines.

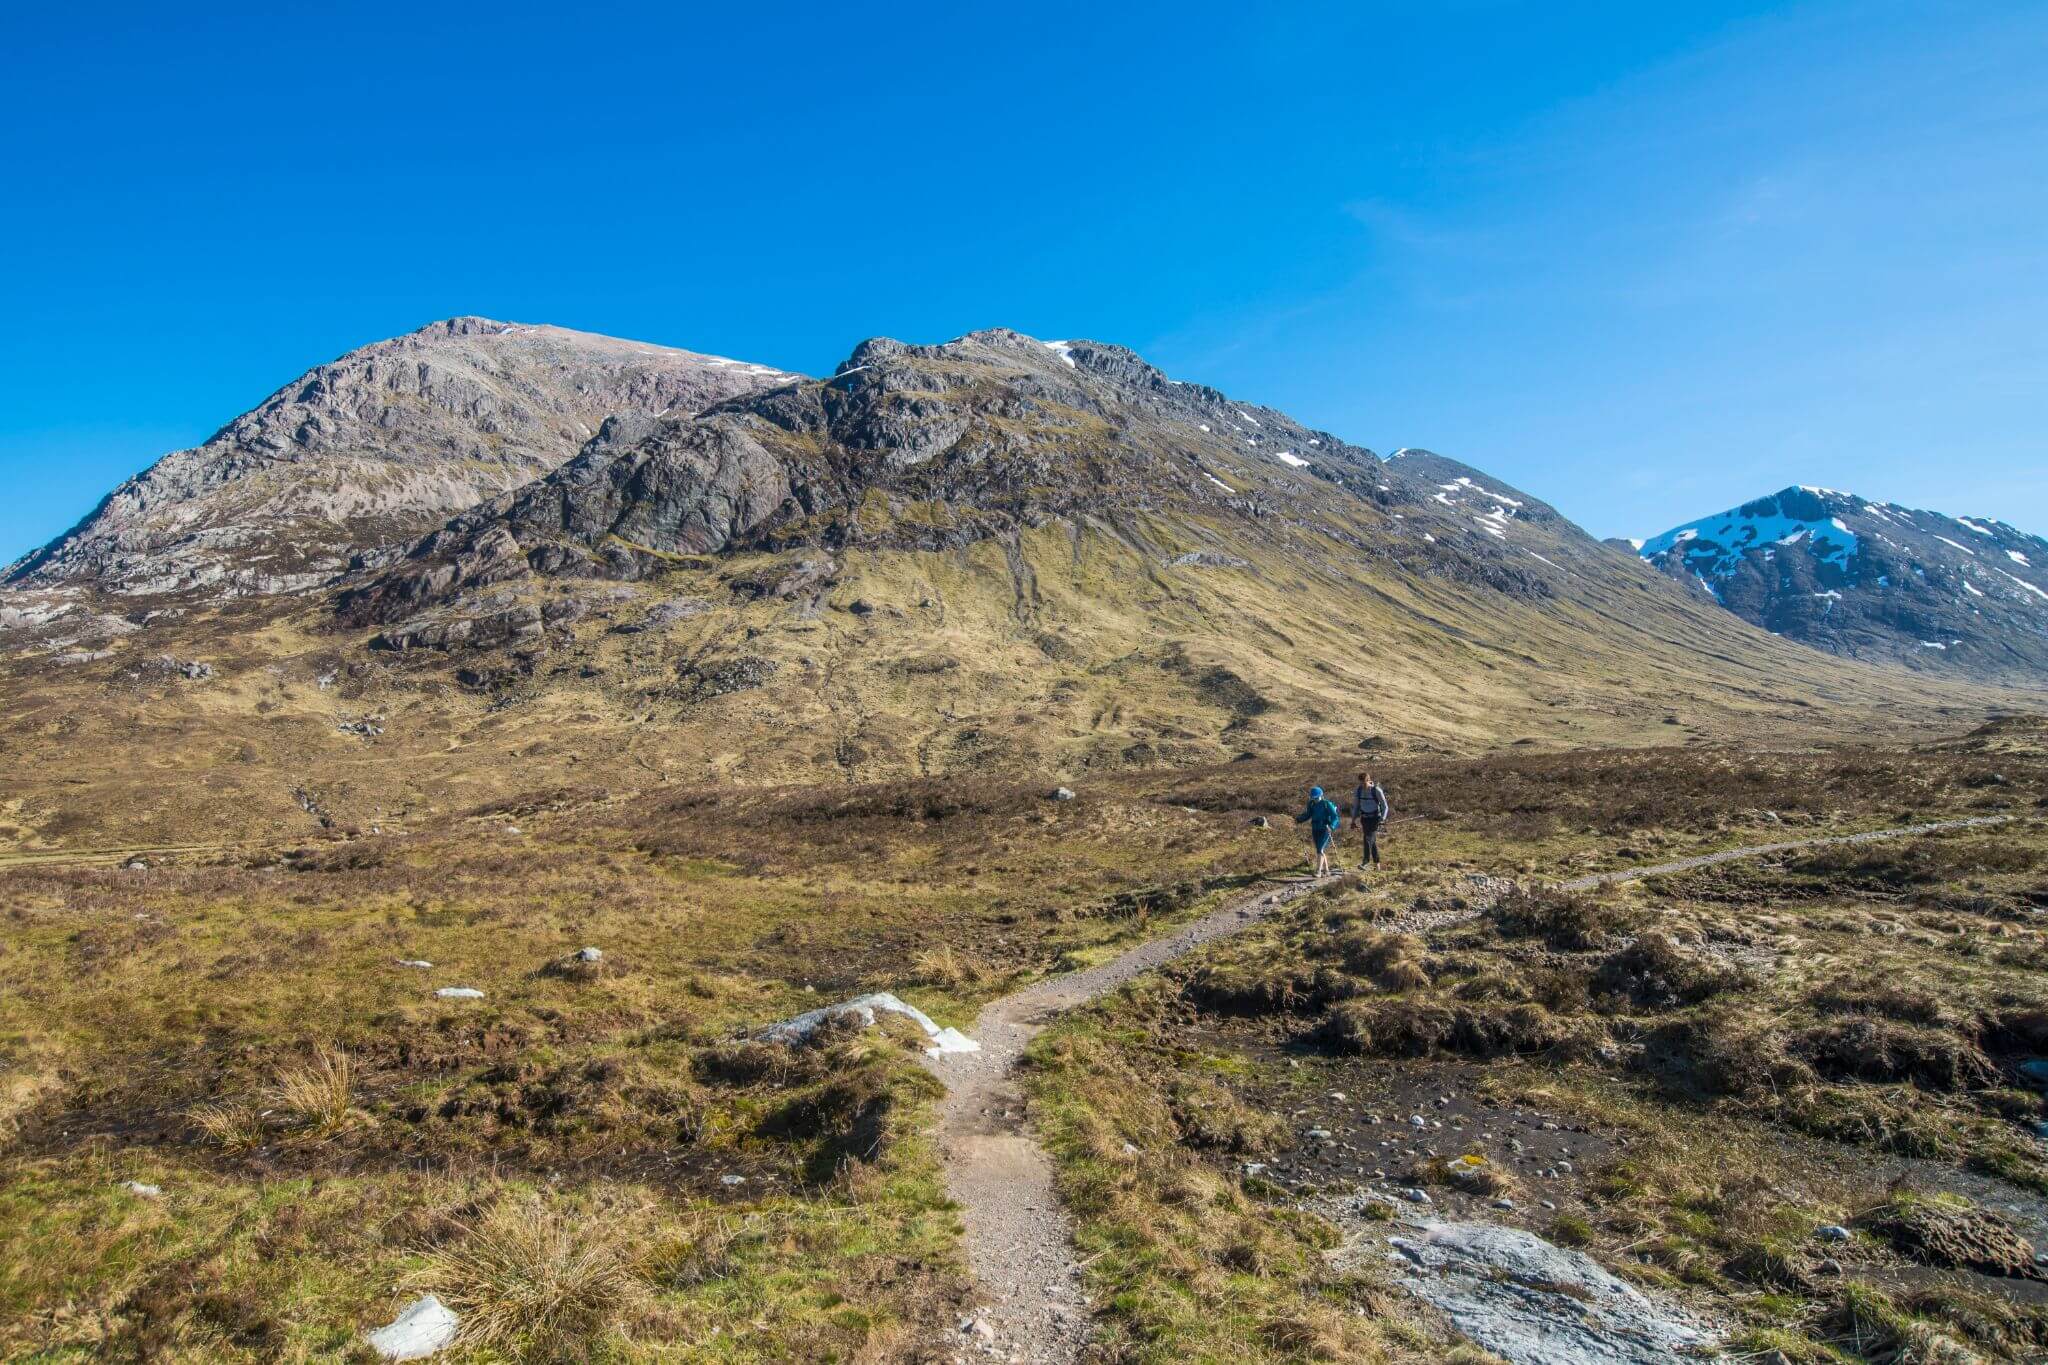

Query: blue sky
left=3, top=0, right=2044, bottom=564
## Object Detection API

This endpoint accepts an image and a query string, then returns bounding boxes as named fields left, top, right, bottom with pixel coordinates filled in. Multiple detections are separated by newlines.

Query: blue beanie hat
left=1310, top=786, right=1323, bottom=799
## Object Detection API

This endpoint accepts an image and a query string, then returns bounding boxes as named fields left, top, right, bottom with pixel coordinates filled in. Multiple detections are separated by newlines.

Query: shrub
left=1492, top=886, right=1630, bottom=950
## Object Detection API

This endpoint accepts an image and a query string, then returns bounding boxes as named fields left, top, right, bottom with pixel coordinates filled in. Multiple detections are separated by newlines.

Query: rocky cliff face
left=1641, top=486, right=2048, bottom=681
left=4, top=317, right=799, bottom=597
left=339, top=328, right=1607, bottom=626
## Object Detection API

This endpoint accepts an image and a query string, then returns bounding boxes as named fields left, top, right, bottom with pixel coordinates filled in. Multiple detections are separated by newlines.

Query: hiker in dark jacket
left=1294, top=785, right=1342, bottom=878
left=1352, top=772, right=1389, bottom=868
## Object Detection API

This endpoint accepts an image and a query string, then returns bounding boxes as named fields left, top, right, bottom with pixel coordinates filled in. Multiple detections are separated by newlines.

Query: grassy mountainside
left=0, top=512, right=2027, bottom=854
left=1, top=328, right=2036, bottom=852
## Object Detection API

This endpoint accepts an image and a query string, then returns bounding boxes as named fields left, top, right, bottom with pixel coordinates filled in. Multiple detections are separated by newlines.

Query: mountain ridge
left=1640, top=484, right=2048, bottom=681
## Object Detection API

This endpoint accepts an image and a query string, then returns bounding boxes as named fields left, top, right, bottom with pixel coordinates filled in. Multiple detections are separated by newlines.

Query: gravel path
left=1557, top=814, right=2011, bottom=891
left=921, top=813, right=2015, bottom=1362
left=924, top=876, right=1329, bottom=1360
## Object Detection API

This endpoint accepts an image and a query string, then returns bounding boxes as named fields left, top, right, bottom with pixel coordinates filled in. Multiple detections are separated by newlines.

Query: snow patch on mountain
left=1640, top=489, right=1858, bottom=580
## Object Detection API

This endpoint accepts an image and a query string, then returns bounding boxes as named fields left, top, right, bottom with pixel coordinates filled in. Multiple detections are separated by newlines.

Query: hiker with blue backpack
left=1293, top=785, right=1343, bottom=877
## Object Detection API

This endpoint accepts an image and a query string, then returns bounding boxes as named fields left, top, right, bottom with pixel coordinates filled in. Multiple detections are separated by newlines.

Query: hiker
left=1293, top=785, right=1342, bottom=877
left=1353, top=771, right=1389, bottom=868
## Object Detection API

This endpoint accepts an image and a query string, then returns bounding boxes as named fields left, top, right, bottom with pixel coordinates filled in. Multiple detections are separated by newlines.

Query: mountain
left=337, top=329, right=1589, bottom=625
left=1640, top=486, right=2048, bottom=681
left=3, top=317, right=799, bottom=597
left=0, top=326, right=2024, bottom=848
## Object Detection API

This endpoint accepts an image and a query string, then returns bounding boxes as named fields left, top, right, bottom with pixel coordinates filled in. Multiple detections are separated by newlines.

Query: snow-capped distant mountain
left=1640, top=486, right=2048, bottom=682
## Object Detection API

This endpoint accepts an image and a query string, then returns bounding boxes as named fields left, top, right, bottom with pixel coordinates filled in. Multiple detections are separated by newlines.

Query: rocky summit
left=338, top=327, right=1590, bottom=625
left=3, top=317, right=798, bottom=598
left=1640, top=485, right=2048, bottom=682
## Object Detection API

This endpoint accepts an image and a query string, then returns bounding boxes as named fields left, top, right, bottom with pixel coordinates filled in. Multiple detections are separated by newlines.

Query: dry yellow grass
left=413, top=1193, right=647, bottom=1357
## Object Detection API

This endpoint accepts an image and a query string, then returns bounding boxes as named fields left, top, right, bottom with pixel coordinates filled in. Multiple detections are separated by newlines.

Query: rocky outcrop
left=5, top=318, right=798, bottom=598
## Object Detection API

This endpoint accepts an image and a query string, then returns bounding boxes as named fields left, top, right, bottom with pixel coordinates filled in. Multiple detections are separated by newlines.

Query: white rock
left=760, top=991, right=978, bottom=1058
left=1050, top=787, right=1076, bottom=802
left=364, top=1294, right=460, bottom=1361
left=396, top=959, right=434, bottom=969
left=720, top=1174, right=747, bottom=1187
left=435, top=987, right=485, bottom=1000
left=574, top=947, right=602, bottom=963
left=925, top=1026, right=981, bottom=1057
left=121, top=1181, right=163, bottom=1198
left=1386, top=1222, right=1712, bottom=1364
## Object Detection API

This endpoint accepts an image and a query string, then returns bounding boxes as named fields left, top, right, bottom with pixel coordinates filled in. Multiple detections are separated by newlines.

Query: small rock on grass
left=435, top=987, right=484, bottom=1000
left=1815, top=1224, right=1851, bottom=1242
left=396, top=959, right=433, bottom=969
left=574, top=946, right=602, bottom=962
left=1050, top=787, right=1076, bottom=802
left=364, top=1294, right=459, bottom=1361
left=120, top=1181, right=162, bottom=1198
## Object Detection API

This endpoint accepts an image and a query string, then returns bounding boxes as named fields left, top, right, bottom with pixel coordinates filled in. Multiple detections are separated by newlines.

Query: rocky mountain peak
left=1641, top=485, right=2048, bottom=681
left=337, top=327, right=1631, bottom=634
left=5, top=319, right=801, bottom=598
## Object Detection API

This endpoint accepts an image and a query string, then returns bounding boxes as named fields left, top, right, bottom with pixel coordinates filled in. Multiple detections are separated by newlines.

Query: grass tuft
left=414, top=1193, right=646, bottom=1357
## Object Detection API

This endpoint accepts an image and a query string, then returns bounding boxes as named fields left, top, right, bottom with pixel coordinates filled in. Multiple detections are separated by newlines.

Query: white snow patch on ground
left=1964, top=581, right=1984, bottom=597
left=1529, top=551, right=1558, bottom=567
left=1040, top=340, right=1077, bottom=368
left=2002, top=572, right=2048, bottom=602
left=1437, top=476, right=1522, bottom=507
left=1627, top=537, right=1644, bottom=550
left=2010, top=550, right=2033, bottom=566
left=1814, top=590, right=1842, bottom=600
left=1922, top=641, right=1949, bottom=649
left=1197, top=423, right=1210, bottom=432
left=1273, top=450, right=1309, bottom=468
left=1205, top=473, right=1235, bottom=493
left=1935, top=536, right=1977, bottom=556
left=1236, top=410, right=1261, bottom=426
left=1958, top=516, right=1997, bottom=536
left=1423, top=533, right=1436, bottom=542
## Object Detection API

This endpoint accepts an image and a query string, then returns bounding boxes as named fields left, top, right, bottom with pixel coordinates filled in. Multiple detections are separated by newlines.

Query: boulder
left=1386, top=1222, right=1713, bottom=1364
left=760, top=991, right=979, bottom=1058
left=364, top=1294, right=460, bottom=1361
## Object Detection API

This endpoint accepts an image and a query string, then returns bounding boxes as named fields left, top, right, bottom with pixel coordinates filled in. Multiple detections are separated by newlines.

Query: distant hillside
left=1640, top=486, right=2048, bottom=682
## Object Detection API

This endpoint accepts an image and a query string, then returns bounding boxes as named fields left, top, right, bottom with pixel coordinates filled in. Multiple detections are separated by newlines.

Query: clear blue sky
left=4, top=0, right=2044, bottom=564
